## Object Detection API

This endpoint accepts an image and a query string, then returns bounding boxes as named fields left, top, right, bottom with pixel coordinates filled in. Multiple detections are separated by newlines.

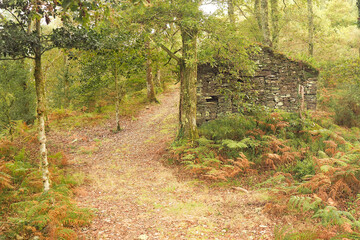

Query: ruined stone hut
left=197, top=46, right=319, bottom=125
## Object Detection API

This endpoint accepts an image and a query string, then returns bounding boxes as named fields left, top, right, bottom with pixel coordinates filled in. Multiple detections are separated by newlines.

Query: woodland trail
left=54, top=86, right=278, bottom=240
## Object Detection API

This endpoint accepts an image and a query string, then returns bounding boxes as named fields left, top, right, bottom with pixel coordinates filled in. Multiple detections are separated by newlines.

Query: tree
left=254, top=0, right=262, bottom=32
left=307, top=0, right=314, bottom=56
left=228, top=0, right=235, bottom=24
left=152, top=0, right=202, bottom=140
left=0, top=61, right=35, bottom=134
left=132, top=0, right=254, bottom=140
left=270, top=0, right=280, bottom=48
left=129, top=0, right=202, bottom=140
left=0, top=0, right=95, bottom=192
left=145, top=38, right=158, bottom=103
left=260, top=0, right=272, bottom=46
left=0, top=4, right=51, bottom=191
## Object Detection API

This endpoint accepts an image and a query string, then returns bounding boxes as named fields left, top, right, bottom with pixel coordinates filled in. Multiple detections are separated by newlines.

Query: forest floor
left=50, top=86, right=279, bottom=240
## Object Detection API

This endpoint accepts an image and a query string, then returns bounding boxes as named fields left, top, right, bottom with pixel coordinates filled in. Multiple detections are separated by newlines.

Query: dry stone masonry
left=197, top=46, right=319, bottom=125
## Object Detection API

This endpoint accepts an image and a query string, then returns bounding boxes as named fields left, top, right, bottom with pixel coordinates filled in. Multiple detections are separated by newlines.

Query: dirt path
left=60, top=86, right=278, bottom=240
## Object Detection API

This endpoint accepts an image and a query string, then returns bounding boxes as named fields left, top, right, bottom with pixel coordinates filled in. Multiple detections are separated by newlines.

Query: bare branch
left=4, top=8, right=27, bottom=33
left=236, top=6, right=249, bottom=20
left=159, top=43, right=181, bottom=63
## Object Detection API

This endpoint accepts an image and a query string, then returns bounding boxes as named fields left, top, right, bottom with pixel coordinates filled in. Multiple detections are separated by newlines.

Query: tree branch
left=159, top=43, right=181, bottom=63
left=4, top=8, right=27, bottom=33
left=236, top=6, right=249, bottom=20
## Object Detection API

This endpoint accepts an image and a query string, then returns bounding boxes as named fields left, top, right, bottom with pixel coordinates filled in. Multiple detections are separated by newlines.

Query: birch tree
left=0, top=0, right=95, bottom=192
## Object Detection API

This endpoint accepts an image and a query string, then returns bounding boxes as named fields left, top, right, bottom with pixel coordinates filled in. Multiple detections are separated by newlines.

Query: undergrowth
left=0, top=125, right=93, bottom=239
left=169, top=110, right=360, bottom=237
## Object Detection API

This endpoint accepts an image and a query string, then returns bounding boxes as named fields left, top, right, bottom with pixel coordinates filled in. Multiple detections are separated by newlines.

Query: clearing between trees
left=55, top=86, right=276, bottom=240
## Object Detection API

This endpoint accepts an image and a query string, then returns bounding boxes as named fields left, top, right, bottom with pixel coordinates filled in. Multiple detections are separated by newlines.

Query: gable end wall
left=196, top=49, right=319, bottom=125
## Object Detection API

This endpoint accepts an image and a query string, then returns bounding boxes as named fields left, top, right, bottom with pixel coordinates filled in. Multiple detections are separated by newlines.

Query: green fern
left=312, top=206, right=358, bottom=227
left=221, top=139, right=248, bottom=149
left=288, top=196, right=322, bottom=212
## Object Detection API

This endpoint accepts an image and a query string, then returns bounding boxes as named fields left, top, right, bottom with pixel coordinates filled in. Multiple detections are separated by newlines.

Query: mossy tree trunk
left=179, top=26, right=199, bottom=140
left=145, top=40, right=157, bottom=103
left=34, top=19, right=50, bottom=192
left=270, top=0, right=280, bottom=48
left=254, top=0, right=262, bottom=32
left=261, top=0, right=272, bottom=47
left=228, top=0, right=235, bottom=24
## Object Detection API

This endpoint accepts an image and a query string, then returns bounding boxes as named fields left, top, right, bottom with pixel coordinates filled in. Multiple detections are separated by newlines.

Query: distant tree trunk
left=34, top=19, right=50, bottom=192
left=307, top=0, right=314, bottom=56
left=298, top=85, right=305, bottom=119
left=63, top=53, right=70, bottom=108
left=261, top=0, right=272, bottom=47
left=114, top=66, right=121, bottom=132
left=145, top=40, right=157, bottom=103
left=179, top=26, right=199, bottom=140
left=270, top=0, right=280, bottom=48
left=154, top=67, right=161, bottom=88
left=254, top=0, right=262, bottom=32
left=228, top=0, right=235, bottom=24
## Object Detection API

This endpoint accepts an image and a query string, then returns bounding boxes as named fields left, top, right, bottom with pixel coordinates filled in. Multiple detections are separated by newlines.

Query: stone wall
left=197, top=46, right=319, bottom=125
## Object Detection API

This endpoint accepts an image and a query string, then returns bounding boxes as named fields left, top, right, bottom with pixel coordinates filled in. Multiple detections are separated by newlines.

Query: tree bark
left=154, top=67, right=161, bottom=88
left=228, top=0, right=235, bottom=24
left=261, top=0, right=272, bottom=47
left=254, top=0, right=262, bottom=31
left=114, top=66, right=121, bottom=132
left=179, top=26, right=199, bottom=140
left=145, top=40, right=157, bottom=103
left=270, top=0, right=280, bottom=48
left=34, top=19, right=50, bottom=192
left=307, top=0, right=314, bottom=56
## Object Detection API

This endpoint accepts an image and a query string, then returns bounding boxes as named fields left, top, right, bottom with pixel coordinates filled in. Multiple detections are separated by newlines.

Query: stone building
left=197, top=46, right=319, bottom=125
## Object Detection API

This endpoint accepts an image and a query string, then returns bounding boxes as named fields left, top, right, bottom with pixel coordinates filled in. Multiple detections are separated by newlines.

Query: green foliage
left=293, top=158, right=316, bottom=180
left=313, top=206, right=360, bottom=228
left=0, top=61, right=36, bottom=132
left=288, top=196, right=322, bottom=213
left=333, top=83, right=360, bottom=128
left=199, top=114, right=256, bottom=141
left=221, top=139, right=248, bottom=150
